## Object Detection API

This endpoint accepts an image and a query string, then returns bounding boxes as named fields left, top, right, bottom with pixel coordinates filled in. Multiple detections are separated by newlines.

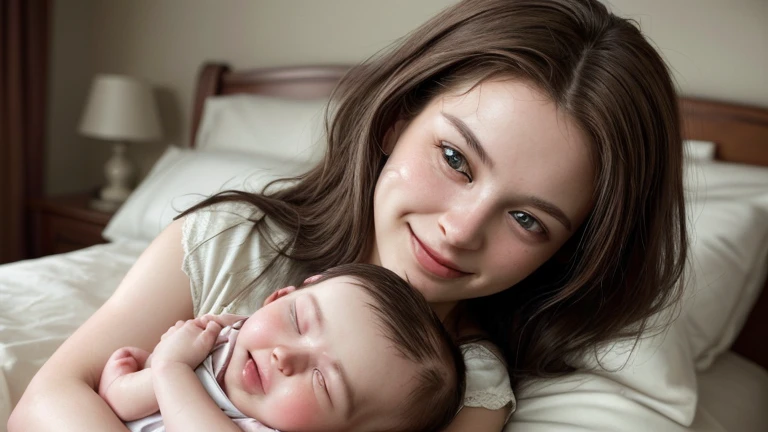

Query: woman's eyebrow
left=308, top=293, right=356, bottom=418
left=442, top=112, right=493, bottom=168
left=525, top=195, right=573, bottom=231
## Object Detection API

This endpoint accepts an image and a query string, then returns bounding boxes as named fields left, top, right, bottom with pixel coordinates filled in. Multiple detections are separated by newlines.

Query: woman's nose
left=271, top=345, right=309, bottom=376
left=437, top=201, right=489, bottom=250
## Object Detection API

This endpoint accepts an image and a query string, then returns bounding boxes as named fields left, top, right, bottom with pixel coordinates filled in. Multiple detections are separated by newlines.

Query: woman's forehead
left=426, top=78, right=589, bottom=162
left=436, top=78, right=557, bottom=121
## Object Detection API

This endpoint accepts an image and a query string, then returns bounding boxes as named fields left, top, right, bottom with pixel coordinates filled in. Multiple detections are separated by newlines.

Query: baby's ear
left=263, top=286, right=297, bottom=306
left=302, top=274, right=323, bottom=285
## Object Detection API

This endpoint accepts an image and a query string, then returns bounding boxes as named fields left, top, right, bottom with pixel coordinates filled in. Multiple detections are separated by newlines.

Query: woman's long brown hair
left=179, top=0, right=688, bottom=389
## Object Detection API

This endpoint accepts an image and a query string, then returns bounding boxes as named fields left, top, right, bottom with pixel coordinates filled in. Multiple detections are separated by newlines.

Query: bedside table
left=28, top=193, right=114, bottom=257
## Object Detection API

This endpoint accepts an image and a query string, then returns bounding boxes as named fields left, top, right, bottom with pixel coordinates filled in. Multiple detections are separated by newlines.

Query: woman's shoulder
left=181, top=200, right=262, bottom=246
left=181, top=200, right=264, bottom=276
left=460, top=341, right=517, bottom=420
left=180, top=200, right=279, bottom=317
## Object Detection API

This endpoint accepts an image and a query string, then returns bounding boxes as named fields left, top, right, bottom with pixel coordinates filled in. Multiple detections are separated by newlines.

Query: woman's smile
left=409, top=225, right=470, bottom=279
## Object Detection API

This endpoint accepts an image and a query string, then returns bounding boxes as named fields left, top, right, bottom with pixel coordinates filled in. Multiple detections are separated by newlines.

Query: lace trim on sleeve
left=461, top=343, right=517, bottom=421
left=463, top=391, right=516, bottom=412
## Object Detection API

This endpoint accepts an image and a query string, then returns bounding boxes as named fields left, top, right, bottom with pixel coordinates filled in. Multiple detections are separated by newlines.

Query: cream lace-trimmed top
left=462, top=343, right=517, bottom=417
left=181, top=201, right=517, bottom=421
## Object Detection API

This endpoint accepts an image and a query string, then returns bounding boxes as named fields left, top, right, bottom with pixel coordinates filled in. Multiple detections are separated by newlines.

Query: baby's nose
left=272, top=345, right=309, bottom=375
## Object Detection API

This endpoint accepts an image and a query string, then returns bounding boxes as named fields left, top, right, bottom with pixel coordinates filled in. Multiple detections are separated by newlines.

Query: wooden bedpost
left=190, top=63, right=230, bottom=148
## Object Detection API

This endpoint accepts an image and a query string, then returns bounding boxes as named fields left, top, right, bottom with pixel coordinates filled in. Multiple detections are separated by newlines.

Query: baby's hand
left=151, top=319, right=222, bottom=369
left=194, top=313, right=246, bottom=329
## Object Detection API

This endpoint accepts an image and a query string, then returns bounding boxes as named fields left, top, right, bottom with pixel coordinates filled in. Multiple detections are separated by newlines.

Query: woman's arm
left=443, top=406, right=508, bottom=432
left=8, top=218, right=194, bottom=431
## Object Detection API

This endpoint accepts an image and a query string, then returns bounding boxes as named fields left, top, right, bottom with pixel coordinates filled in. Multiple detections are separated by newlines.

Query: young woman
left=10, top=0, right=687, bottom=430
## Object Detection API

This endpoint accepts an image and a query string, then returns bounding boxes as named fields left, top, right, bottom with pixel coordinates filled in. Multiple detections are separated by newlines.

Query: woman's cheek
left=492, top=243, right=548, bottom=287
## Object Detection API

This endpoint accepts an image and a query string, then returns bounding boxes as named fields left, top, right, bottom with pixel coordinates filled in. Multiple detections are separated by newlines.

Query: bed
left=2, top=63, right=767, bottom=432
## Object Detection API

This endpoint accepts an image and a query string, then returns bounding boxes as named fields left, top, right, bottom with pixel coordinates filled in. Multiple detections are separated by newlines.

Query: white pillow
left=103, top=146, right=311, bottom=243
left=682, top=160, right=768, bottom=370
left=683, top=139, right=716, bottom=162
left=195, top=94, right=329, bottom=165
left=511, top=315, right=699, bottom=429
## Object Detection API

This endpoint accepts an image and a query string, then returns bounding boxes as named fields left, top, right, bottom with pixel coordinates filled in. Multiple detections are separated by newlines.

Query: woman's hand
left=152, top=319, right=222, bottom=369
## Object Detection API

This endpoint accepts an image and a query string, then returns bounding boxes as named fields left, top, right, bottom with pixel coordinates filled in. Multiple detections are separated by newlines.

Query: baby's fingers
left=193, top=315, right=212, bottom=329
left=160, top=320, right=185, bottom=340
left=196, top=313, right=246, bottom=329
left=204, top=320, right=221, bottom=333
left=198, top=321, right=222, bottom=348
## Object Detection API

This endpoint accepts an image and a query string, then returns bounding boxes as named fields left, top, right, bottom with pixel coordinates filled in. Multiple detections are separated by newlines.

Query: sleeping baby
left=97, top=263, right=465, bottom=432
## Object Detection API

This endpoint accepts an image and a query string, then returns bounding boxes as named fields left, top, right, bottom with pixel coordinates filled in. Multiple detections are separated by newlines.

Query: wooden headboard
left=680, top=97, right=768, bottom=167
left=190, top=62, right=768, bottom=370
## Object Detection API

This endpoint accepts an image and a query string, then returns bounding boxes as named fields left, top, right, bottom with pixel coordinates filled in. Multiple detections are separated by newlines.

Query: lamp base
left=89, top=198, right=121, bottom=213
left=100, top=182, right=132, bottom=203
left=98, top=141, right=135, bottom=209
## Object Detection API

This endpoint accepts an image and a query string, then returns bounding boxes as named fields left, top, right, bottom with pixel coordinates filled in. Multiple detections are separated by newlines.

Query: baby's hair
left=305, top=263, right=465, bottom=432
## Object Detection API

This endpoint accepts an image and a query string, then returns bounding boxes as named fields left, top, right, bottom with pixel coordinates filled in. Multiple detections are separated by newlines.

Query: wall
left=606, top=0, right=768, bottom=104
left=47, top=0, right=768, bottom=195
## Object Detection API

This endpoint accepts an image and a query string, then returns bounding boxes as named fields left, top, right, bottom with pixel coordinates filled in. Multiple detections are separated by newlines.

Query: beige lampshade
left=78, top=74, right=162, bottom=142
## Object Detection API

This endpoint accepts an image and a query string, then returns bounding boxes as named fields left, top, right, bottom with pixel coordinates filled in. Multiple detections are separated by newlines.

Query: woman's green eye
left=511, top=211, right=542, bottom=233
left=441, top=144, right=472, bottom=181
left=444, top=147, right=463, bottom=169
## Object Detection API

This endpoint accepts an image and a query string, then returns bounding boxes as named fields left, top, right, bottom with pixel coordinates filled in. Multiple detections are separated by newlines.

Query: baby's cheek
left=271, top=393, right=325, bottom=430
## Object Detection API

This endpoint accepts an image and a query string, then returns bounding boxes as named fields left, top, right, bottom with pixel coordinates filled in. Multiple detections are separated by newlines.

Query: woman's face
left=370, top=78, right=595, bottom=309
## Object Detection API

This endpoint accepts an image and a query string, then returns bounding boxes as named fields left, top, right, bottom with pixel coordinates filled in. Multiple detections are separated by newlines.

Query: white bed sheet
left=0, top=241, right=146, bottom=430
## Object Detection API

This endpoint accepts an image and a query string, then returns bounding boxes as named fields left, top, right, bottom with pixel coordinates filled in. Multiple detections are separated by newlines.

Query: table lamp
left=78, top=74, right=162, bottom=212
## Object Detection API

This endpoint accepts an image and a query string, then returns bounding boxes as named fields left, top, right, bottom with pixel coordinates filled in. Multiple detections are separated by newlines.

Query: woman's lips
left=410, top=229, right=470, bottom=279
left=242, top=354, right=264, bottom=394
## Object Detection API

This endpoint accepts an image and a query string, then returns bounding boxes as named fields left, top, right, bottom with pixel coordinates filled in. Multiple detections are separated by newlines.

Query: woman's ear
left=263, top=285, right=297, bottom=306
left=382, top=119, right=408, bottom=155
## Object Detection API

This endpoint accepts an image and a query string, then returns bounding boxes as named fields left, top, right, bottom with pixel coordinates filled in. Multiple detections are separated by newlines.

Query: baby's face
left=223, top=276, right=419, bottom=431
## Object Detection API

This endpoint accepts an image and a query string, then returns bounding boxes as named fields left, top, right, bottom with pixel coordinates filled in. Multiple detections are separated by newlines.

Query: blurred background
left=45, top=0, right=768, bottom=194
